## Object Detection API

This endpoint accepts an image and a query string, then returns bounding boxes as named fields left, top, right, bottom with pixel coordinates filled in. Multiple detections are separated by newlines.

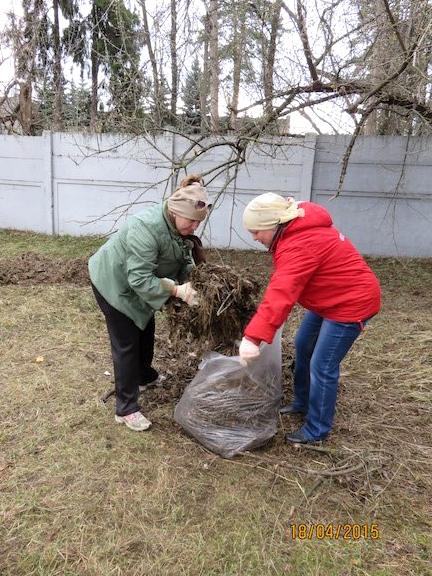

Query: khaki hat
left=243, top=192, right=304, bottom=230
left=167, top=182, right=211, bottom=221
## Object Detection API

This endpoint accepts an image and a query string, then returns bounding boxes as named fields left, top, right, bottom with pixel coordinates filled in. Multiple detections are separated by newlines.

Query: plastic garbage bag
left=174, top=328, right=283, bottom=458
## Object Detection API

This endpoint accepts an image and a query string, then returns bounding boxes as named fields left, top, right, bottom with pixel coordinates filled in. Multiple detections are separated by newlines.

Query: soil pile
left=0, top=253, right=89, bottom=286
left=165, top=262, right=260, bottom=354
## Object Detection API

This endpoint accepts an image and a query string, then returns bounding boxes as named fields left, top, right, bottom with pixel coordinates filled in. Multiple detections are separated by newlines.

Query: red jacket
left=244, top=202, right=381, bottom=344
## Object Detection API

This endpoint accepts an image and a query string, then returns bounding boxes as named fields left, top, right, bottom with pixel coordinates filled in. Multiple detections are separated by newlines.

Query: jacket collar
left=269, top=223, right=287, bottom=253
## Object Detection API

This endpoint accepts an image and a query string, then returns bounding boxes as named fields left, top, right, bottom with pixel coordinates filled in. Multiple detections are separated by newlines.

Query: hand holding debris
left=174, top=281, right=199, bottom=306
left=166, top=263, right=260, bottom=355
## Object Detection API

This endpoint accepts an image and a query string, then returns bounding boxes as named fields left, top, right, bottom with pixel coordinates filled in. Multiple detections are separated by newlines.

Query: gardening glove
left=239, top=337, right=260, bottom=367
left=174, top=282, right=199, bottom=306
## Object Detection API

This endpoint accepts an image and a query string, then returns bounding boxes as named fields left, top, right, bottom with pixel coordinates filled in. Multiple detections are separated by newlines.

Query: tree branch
left=381, top=0, right=407, bottom=55
left=295, top=0, right=319, bottom=83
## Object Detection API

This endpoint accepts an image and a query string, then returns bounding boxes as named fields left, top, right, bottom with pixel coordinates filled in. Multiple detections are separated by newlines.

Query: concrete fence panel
left=313, top=135, right=432, bottom=257
left=0, top=132, right=431, bottom=257
left=0, top=134, right=53, bottom=233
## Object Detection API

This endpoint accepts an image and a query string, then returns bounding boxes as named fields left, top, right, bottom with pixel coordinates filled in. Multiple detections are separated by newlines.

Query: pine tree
left=65, top=80, right=91, bottom=129
left=182, top=57, right=202, bottom=128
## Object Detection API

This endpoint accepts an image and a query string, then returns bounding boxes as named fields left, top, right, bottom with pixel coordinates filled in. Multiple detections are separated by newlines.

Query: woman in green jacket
left=89, top=175, right=210, bottom=431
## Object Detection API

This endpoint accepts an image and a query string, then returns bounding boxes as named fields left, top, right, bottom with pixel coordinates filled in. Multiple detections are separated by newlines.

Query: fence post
left=299, top=133, right=317, bottom=202
left=43, top=130, right=56, bottom=235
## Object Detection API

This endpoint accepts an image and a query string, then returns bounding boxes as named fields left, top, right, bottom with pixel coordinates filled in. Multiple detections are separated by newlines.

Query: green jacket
left=89, top=202, right=194, bottom=329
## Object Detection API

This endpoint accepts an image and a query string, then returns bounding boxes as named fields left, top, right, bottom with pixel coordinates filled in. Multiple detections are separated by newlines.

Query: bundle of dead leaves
left=165, top=262, right=260, bottom=354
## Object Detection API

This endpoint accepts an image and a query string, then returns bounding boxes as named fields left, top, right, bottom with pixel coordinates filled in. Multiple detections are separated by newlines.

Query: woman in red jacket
left=239, top=193, right=381, bottom=444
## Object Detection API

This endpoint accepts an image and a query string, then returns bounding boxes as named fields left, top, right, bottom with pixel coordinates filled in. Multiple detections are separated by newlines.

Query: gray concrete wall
left=0, top=132, right=431, bottom=257
left=312, top=136, right=432, bottom=257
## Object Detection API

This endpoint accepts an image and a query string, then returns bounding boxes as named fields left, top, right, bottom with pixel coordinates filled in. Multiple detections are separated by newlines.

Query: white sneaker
left=139, top=374, right=166, bottom=393
left=115, top=411, right=152, bottom=431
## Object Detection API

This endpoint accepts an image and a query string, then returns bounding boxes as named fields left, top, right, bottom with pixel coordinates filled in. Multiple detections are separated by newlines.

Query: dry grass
left=0, top=234, right=431, bottom=575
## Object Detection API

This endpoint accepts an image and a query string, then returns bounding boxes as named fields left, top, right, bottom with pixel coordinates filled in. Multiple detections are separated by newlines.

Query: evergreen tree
left=34, top=79, right=91, bottom=131
left=99, top=1, right=143, bottom=123
left=65, top=80, right=91, bottom=129
left=63, top=0, right=143, bottom=131
left=182, top=57, right=202, bottom=128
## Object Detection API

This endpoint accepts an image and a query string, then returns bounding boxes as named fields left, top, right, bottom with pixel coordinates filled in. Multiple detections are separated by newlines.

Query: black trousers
left=92, top=284, right=158, bottom=416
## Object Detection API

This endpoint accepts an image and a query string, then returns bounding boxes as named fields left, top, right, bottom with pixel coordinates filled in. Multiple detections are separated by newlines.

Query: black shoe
left=285, top=430, right=322, bottom=444
left=141, top=367, right=159, bottom=385
left=139, top=374, right=166, bottom=393
left=279, top=404, right=306, bottom=416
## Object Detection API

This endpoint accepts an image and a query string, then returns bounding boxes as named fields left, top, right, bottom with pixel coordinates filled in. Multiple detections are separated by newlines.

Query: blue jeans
left=292, top=311, right=364, bottom=440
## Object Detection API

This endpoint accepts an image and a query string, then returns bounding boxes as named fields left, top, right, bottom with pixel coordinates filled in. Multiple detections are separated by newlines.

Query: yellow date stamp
left=288, top=523, right=380, bottom=540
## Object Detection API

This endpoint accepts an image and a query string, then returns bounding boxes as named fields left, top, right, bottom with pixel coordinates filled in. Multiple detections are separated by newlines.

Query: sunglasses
left=191, top=200, right=212, bottom=209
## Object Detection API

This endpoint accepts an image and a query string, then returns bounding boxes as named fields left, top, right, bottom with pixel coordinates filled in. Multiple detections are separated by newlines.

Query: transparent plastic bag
left=174, top=328, right=283, bottom=458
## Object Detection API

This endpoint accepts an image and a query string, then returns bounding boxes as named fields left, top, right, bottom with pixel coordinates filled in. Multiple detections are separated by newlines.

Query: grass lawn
left=0, top=230, right=431, bottom=576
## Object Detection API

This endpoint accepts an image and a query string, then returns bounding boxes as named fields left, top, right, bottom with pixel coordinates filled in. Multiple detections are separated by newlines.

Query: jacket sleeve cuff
left=243, top=335, right=261, bottom=346
left=160, top=277, right=175, bottom=295
left=244, top=314, right=277, bottom=344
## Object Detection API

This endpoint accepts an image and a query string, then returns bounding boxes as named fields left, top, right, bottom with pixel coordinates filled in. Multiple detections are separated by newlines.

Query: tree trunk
left=52, top=0, right=63, bottom=131
left=229, top=6, right=246, bottom=130
left=209, top=0, right=219, bottom=133
left=16, top=0, right=43, bottom=135
left=170, top=0, right=178, bottom=122
left=200, top=10, right=210, bottom=132
left=90, top=3, right=99, bottom=131
left=361, top=0, right=384, bottom=135
left=263, top=0, right=282, bottom=123
left=18, top=82, right=33, bottom=135
left=139, top=0, right=161, bottom=126
left=408, top=0, right=430, bottom=134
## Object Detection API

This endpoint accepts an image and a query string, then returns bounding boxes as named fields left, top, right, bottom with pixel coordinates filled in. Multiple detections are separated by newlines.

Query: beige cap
left=243, top=192, right=304, bottom=230
left=167, top=182, right=210, bottom=221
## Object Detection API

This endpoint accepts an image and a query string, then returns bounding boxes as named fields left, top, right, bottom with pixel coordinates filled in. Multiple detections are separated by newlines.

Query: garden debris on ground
left=1, top=242, right=432, bottom=574
left=165, top=262, right=260, bottom=355
left=0, top=252, right=89, bottom=286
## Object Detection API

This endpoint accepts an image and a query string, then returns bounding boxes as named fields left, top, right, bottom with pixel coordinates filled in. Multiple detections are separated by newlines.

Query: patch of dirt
left=0, top=252, right=89, bottom=286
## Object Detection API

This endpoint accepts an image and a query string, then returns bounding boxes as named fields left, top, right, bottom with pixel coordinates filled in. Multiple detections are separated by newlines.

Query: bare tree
left=208, top=0, right=219, bottom=132
left=2, top=0, right=432, bottom=192
left=262, top=0, right=283, bottom=123
left=90, top=1, right=100, bottom=130
left=52, top=0, right=63, bottom=130
left=139, top=0, right=162, bottom=126
left=170, top=0, right=178, bottom=121
left=13, top=0, right=45, bottom=135
left=360, top=0, right=432, bottom=135
left=228, top=2, right=247, bottom=130
left=200, top=7, right=211, bottom=132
